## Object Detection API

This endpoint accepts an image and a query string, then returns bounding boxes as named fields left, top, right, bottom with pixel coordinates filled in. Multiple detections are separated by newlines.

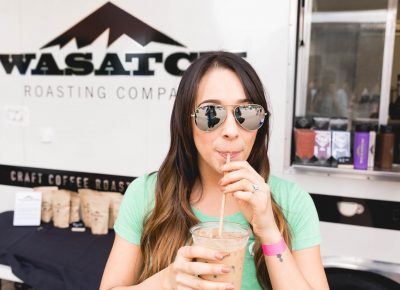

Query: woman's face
left=193, top=68, right=258, bottom=176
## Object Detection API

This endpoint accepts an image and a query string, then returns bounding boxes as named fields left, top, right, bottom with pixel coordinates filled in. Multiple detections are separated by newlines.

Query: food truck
left=0, top=0, right=399, bottom=289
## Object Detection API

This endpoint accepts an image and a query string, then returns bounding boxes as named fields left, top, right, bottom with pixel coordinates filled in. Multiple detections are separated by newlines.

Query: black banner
left=0, top=164, right=135, bottom=193
left=311, top=193, right=400, bottom=231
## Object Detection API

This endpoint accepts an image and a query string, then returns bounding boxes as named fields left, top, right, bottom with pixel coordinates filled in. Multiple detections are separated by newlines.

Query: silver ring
left=251, top=184, right=260, bottom=193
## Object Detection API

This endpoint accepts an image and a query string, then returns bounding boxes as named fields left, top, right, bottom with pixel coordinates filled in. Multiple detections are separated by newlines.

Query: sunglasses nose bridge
left=220, top=107, right=241, bottom=135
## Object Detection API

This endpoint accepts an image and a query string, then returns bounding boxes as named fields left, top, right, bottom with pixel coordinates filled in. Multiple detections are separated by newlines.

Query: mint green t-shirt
left=114, top=173, right=321, bottom=290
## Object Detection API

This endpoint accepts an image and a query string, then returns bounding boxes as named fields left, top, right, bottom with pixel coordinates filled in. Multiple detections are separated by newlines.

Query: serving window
left=291, top=0, right=400, bottom=179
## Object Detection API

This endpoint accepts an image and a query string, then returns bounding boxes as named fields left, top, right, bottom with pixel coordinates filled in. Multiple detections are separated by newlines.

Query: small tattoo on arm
left=277, top=254, right=283, bottom=262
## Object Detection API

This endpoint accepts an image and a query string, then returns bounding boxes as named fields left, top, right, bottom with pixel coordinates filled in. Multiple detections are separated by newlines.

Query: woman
left=100, top=52, right=329, bottom=290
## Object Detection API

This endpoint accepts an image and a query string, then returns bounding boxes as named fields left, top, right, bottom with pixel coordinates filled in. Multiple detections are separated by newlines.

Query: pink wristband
left=262, top=238, right=286, bottom=256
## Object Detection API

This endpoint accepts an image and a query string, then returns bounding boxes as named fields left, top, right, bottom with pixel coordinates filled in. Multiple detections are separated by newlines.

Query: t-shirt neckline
left=191, top=206, right=244, bottom=221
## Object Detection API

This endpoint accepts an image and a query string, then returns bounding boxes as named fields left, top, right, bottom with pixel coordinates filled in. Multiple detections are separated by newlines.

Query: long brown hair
left=138, top=51, right=291, bottom=289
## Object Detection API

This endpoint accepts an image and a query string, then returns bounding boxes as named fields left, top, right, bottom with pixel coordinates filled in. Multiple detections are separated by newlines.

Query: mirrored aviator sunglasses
left=191, top=104, right=268, bottom=132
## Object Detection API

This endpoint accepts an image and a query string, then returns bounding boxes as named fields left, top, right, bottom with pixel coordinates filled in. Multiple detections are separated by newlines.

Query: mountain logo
left=0, top=2, right=246, bottom=77
left=41, top=2, right=185, bottom=49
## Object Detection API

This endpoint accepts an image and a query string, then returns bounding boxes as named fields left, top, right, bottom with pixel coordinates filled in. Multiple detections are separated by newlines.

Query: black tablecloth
left=0, top=211, right=114, bottom=290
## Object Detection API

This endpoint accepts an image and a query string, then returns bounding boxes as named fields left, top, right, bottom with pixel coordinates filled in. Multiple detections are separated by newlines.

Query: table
left=0, top=211, right=114, bottom=290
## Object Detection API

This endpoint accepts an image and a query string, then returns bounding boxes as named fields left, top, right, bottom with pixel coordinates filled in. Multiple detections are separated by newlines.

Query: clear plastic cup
left=190, top=221, right=250, bottom=289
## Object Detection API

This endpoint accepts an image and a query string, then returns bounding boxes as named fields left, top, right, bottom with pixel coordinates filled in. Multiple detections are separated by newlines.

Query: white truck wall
left=0, top=0, right=292, bottom=203
left=0, top=0, right=293, bottom=172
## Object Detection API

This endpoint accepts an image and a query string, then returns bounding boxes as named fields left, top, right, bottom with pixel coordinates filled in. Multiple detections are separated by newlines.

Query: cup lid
left=190, top=221, right=250, bottom=239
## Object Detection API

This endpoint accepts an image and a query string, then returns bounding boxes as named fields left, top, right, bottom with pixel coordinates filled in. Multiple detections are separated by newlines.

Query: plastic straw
left=218, top=153, right=230, bottom=237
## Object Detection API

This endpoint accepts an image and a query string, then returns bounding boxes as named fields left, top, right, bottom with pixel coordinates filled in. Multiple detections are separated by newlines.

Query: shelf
left=290, top=164, right=400, bottom=182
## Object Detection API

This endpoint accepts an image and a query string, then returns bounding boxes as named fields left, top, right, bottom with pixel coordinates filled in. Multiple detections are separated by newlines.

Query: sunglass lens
left=235, top=105, right=265, bottom=130
left=195, top=105, right=226, bottom=131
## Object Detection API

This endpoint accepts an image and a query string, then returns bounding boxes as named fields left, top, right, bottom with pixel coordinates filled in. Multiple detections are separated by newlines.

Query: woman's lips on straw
left=218, top=151, right=240, bottom=159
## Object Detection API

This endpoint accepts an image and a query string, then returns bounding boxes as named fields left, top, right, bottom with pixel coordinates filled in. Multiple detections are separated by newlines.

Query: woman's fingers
left=175, top=272, right=234, bottom=290
left=176, top=246, right=224, bottom=262
left=219, top=169, right=260, bottom=187
left=221, top=175, right=270, bottom=197
left=221, top=160, right=259, bottom=176
left=175, top=285, right=195, bottom=290
left=172, top=246, right=235, bottom=290
left=219, top=161, right=266, bottom=188
left=230, top=190, right=253, bottom=202
left=173, top=260, right=232, bottom=276
left=174, top=246, right=232, bottom=276
left=222, top=178, right=257, bottom=195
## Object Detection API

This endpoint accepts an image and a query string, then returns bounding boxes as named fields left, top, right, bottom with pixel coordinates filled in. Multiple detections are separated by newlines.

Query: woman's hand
left=165, top=245, right=234, bottom=290
left=220, top=161, right=280, bottom=241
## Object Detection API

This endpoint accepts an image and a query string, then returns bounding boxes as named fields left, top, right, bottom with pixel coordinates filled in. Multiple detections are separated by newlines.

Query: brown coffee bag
left=52, top=190, right=71, bottom=228
left=78, top=189, right=97, bottom=228
left=69, top=191, right=80, bottom=224
left=104, top=192, right=123, bottom=229
left=33, top=186, right=58, bottom=223
left=90, top=194, right=110, bottom=235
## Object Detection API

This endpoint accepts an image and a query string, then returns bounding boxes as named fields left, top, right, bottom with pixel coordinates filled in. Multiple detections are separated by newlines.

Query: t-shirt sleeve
left=114, top=174, right=155, bottom=245
left=287, top=184, right=321, bottom=251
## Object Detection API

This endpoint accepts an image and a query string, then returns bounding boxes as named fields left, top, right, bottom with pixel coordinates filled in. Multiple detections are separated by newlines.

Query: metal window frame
left=379, top=0, right=398, bottom=125
left=285, top=0, right=400, bottom=180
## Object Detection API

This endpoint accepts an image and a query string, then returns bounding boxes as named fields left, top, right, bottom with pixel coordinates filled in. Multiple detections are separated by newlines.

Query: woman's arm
left=292, top=246, right=329, bottom=289
left=100, top=234, right=170, bottom=290
left=260, top=230, right=329, bottom=290
left=100, top=234, right=143, bottom=290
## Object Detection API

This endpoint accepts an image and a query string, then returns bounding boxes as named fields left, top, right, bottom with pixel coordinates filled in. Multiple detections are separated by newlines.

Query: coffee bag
left=33, top=186, right=58, bottom=223
left=78, top=189, right=97, bottom=228
left=69, top=191, right=80, bottom=224
left=52, top=190, right=71, bottom=228
left=104, top=192, right=123, bottom=229
left=90, top=194, right=110, bottom=235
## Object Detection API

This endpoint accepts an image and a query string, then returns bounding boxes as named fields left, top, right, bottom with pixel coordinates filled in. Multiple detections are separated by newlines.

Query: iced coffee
left=190, top=221, right=250, bottom=289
